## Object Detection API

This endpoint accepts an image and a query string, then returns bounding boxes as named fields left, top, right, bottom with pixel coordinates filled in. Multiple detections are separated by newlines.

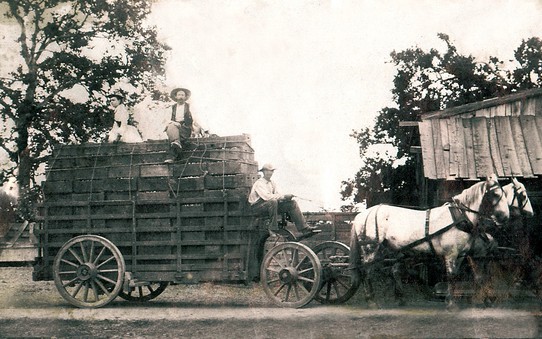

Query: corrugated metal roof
left=419, top=88, right=542, bottom=180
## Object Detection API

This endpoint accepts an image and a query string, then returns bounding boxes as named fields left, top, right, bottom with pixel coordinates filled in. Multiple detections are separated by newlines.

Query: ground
left=1, top=266, right=542, bottom=338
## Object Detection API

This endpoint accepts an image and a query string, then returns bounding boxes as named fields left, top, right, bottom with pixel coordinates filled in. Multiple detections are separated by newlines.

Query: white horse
left=349, top=175, right=510, bottom=308
left=458, top=177, right=534, bottom=305
left=503, top=177, right=534, bottom=218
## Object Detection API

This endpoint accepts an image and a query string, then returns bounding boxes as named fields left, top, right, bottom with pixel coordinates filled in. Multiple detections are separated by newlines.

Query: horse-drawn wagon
left=32, top=135, right=359, bottom=308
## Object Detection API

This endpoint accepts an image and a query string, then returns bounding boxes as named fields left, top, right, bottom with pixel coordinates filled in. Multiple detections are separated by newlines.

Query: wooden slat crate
left=34, top=135, right=261, bottom=283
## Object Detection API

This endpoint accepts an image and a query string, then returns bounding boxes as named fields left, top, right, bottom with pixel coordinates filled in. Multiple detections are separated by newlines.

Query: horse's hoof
left=367, top=301, right=380, bottom=309
left=446, top=303, right=459, bottom=312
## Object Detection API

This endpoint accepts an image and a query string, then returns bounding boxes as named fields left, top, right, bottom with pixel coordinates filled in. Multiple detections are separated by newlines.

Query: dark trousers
left=165, top=122, right=192, bottom=158
left=250, top=199, right=307, bottom=231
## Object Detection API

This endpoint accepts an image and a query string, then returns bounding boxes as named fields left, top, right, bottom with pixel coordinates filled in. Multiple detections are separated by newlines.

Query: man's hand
left=281, top=194, right=294, bottom=201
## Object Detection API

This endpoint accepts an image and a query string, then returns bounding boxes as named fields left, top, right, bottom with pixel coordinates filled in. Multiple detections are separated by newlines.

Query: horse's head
left=503, top=177, right=534, bottom=218
left=453, top=174, right=509, bottom=226
left=479, top=174, right=509, bottom=226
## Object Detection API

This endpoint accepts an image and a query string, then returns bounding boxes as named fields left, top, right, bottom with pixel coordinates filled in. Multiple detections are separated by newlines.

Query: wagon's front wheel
left=312, top=241, right=360, bottom=304
left=261, top=242, right=322, bottom=308
left=53, top=235, right=125, bottom=308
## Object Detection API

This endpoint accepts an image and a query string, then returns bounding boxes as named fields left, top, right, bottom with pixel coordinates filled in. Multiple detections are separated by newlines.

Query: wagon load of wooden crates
left=33, top=134, right=261, bottom=284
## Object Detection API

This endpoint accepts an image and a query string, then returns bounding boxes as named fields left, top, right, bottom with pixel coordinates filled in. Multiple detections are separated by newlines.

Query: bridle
left=453, top=182, right=505, bottom=217
left=510, top=184, right=529, bottom=211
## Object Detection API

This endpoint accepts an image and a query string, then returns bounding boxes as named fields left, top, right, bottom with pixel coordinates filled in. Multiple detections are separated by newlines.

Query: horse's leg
left=466, top=255, right=492, bottom=306
left=392, top=261, right=406, bottom=306
left=349, top=230, right=377, bottom=308
left=361, top=243, right=382, bottom=308
left=444, top=256, right=460, bottom=310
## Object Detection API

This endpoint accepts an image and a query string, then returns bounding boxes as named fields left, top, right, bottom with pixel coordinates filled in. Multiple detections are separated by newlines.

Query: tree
left=0, top=0, right=168, bottom=197
left=342, top=34, right=542, bottom=208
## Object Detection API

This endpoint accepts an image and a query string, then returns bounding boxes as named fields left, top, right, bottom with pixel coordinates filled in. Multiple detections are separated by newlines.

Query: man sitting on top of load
left=164, top=87, right=208, bottom=163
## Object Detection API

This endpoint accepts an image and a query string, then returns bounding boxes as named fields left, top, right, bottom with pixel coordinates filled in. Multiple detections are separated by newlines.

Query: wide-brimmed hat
left=259, top=163, right=276, bottom=171
left=170, top=87, right=191, bottom=100
left=107, top=92, right=124, bottom=100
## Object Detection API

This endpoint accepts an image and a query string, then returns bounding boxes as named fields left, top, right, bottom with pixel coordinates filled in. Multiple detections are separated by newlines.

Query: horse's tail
left=349, top=212, right=368, bottom=274
left=349, top=224, right=362, bottom=272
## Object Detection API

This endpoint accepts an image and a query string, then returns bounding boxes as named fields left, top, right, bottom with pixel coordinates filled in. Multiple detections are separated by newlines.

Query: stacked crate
left=302, top=212, right=357, bottom=247
left=35, top=135, right=260, bottom=283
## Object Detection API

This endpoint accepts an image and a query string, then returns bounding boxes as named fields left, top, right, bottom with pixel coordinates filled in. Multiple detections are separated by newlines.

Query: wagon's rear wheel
left=53, top=235, right=125, bottom=308
left=261, top=242, right=322, bottom=308
left=118, top=282, right=169, bottom=302
left=312, top=241, right=360, bottom=304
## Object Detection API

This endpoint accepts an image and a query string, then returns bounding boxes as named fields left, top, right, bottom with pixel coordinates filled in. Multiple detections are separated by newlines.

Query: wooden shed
left=417, top=88, right=542, bottom=254
left=419, top=87, right=542, bottom=181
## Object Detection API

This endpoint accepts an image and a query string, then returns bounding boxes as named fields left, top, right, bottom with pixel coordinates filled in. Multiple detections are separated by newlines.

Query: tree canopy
left=341, top=34, right=542, bottom=210
left=0, top=0, right=168, bottom=194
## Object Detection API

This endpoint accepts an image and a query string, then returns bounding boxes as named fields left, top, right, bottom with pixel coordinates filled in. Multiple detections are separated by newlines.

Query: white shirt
left=248, top=177, right=281, bottom=204
left=172, top=103, right=187, bottom=123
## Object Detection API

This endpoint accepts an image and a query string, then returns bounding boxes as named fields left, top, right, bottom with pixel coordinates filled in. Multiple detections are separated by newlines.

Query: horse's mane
left=452, top=181, right=485, bottom=207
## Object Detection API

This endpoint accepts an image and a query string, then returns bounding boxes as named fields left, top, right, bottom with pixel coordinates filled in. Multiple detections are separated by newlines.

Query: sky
left=1, top=0, right=542, bottom=209
left=143, top=0, right=542, bottom=211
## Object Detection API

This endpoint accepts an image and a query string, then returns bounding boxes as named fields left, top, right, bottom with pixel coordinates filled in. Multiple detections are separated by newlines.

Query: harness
left=396, top=203, right=466, bottom=254
left=364, top=191, right=500, bottom=256
left=511, top=185, right=528, bottom=211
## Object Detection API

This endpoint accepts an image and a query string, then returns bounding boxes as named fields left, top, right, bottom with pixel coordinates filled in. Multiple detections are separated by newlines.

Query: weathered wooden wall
left=419, top=88, right=542, bottom=180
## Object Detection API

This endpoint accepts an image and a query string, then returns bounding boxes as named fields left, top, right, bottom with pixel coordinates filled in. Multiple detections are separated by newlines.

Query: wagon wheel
left=118, top=282, right=169, bottom=302
left=53, top=235, right=125, bottom=308
left=312, top=241, right=360, bottom=304
left=261, top=242, right=322, bottom=308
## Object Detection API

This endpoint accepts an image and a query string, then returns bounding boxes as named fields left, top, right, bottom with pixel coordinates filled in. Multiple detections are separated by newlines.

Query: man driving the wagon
left=248, top=163, right=321, bottom=282
left=249, top=163, right=320, bottom=239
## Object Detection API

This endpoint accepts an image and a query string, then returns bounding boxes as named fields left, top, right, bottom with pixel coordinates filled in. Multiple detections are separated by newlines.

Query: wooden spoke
left=53, top=235, right=125, bottom=308
left=311, top=241, right=360, bottom=304
left=261, top=242, right=322, bottom=308
left=117, top=282, right=169, bottom=302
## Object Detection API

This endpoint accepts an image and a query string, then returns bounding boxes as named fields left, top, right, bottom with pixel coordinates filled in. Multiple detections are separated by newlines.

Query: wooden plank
left=110, top=152, right=166, bottom=165
left=422, top=88, right=542, bottom=119
left=505, top=101, right=521, bottom=116
left=172, top=161, right=258, bottom=177
left=461, top=118, right=477, bottom=179
left=203, top=149, right=255, bottom=161
left=439, top=119, right=451, bottom=178
left=137, top=177, right=173, bottom=191
left=205, top=174, right=258, bottom=190
left=455, top=118, right=469, bottom=178
left=447, top=119, right=459, bottom=177
left=487, top=118, right=505, bottom=176
left=519, top=116, right=542, bottom=174
left=471, top=117, right=493, bottom=177
left=140, top=164, right=170, bottom=177
left=431, top=119, right=445, bottom=179
left=508, top=117, right=533, bottom=177
left=46, top=167, right=108, bottom=181
left=475, top=107, right=491, bottom=118
left=71, top=178, right=138, bottom=193
left=536, top=97, right=542, bottom=115
left=42, top=180, right=72, bottom=194
left=535, top=116, right=542, bottom=156
left=494, top=116, right=522, bottom=176
left=418, top=120, right=437, bottom=179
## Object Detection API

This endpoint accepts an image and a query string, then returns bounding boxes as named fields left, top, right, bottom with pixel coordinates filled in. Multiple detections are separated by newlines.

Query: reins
left=453, top=182, right=504, bottom=215
left=365, top=181, right=505, bottom=255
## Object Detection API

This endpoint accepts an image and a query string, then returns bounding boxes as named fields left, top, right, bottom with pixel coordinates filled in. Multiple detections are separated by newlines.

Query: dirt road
left=1, top=266, right=542, bottom=338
